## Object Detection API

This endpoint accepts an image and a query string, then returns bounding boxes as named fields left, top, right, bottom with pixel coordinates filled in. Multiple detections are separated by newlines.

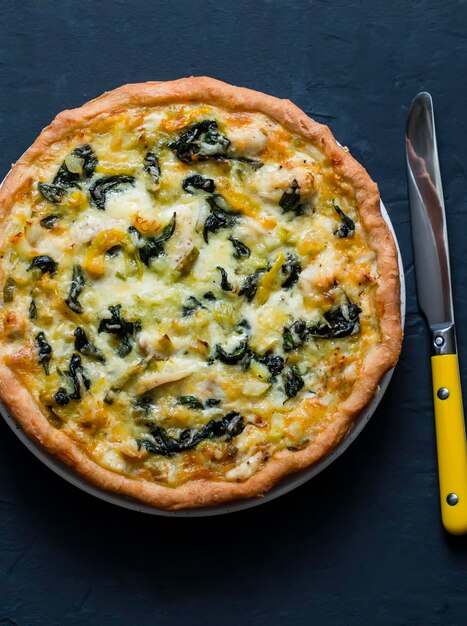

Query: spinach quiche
left=0, top=78, right=402, bottom=510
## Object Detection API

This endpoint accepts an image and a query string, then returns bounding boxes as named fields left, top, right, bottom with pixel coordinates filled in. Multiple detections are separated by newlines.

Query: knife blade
left=406, top=92, right=467, bottom=534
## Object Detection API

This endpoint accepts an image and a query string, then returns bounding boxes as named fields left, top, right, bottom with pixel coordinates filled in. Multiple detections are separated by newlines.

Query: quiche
left=0, top=78, right=402, bottom=510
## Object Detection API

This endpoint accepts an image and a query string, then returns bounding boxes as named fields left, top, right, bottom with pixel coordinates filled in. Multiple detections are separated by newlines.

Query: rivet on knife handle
left=431, top=349, right=467, bottom=534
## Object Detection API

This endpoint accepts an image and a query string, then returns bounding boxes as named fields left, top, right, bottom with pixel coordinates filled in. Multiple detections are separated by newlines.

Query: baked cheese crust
left=0, top=78, right=402, bottom=510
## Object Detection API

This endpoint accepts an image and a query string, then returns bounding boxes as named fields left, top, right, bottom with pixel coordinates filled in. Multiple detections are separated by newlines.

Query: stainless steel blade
left=406, top=92, right=454, bottom=340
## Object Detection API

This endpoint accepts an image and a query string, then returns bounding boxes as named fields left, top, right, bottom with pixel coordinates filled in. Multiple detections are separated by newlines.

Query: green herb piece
left=232, top=156, right=263, bottom=170
left=229, top=236, right=250, bottom=259
left=182, top=174, right=215, bottom=194
left=280, top=179, right=304, bottom=215
left=90, top=175, right=135, bottom=210
left=137, top=411, right=244, bottom=456
left=255, top=352, right=285, bottom=378
left=282, top=303, right=361, bottom=351
left=216, top=266, right=233, bottom=291
left=133, top=395, right=156, bottom=418
left=144, top=152, right=161, bottom=188
left=205, top=398, right=221, bottom=407
left=203, top=194, right=239, bottom=243
left=65, top=353, right=91, bottom=400
left=35, top=331, right=52, bottom=375
left=38, top=183, right=66, bottom=204
left=283, top=320, right=309, bottom=352
left=281, top=253, right=302, bottom=289
left=308, top=303, right=361, bottom=339
left=65, top=265, right=85, bottom=314
left=177, top=395, right=204, bottom=410
left=284, top=366, right=304, bottom=399
left=53, top=144, right=97, bottom=188
left=236, top=319, right=251, bottom=333
left=38, top=145, right=97, bottom=203
left=238, top=268, right=266, bottom=301
left=40, top=214, right=60, bottom=229
left=129, top=213, right=176, bottom=266
left=215, top=338, right=250, bottom=364
left=203, top=291, right=217, bottom=301
left=29, top=298, right=37, bottom=319
left=74, top=327, right=105, bottom=363
left=98, top=305, right=141, bottom=357
left=182, top=296, right=206, bottom=317
left=54, top=387, right=70, bottom=406
left=106, top=246, right=122, bottom=258
left=169, top=120, right=230, bottom=163
left=27, top=255, right=58, bottom=277
left=333, top=203, right=355, bottom=238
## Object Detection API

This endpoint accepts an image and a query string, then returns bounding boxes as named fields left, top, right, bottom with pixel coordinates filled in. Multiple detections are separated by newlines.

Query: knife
left=406, top=92, right=467, bottom=534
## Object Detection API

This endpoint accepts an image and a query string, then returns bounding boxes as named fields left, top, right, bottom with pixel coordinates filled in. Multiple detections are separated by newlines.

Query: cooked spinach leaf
left=284, top=366, right=304, bottom=399
left=106, top=245, right=122, bottom=258
left=66, top=353, right=91, bottom=400
left=133, top=395, right=156, bottom=418
left=98, top=305, right=141, bottom=357
left=38, top=183, right=67, bottom=204
left=205, top=398, right=221, bottom=407
left=282, top=327, right=294, bottom=352
left=27, top=255, right=58, bottom=277
left=203, top=194, right=239, bottom=242
left=238, top=268, right=266, bottom=301
left=216, top=266, right=233, bottom=291
left=229, top=236, right=251, bottom=259
left=137, top=411, right=244, bottom=456
left=3, top=277, right=15, bottom=303
left=74, top=144, right=98, bottom=178
left=90, top=175, right=135, bottom=210
left=333, top=203, right=355, bottom=238
left=283, top=319, right=309, bottom=352
left=231, top=156, right=263, bottom=170
left=53, top=144, right=97, bottom=188
left=169, top=120, right=230, bottom=163
left=236, top=318, right=251, bottom=333
left=169, top=121, right=263, bottom=169
left=182, top=296, right=205, bottom=317
left=65, top=265, right=85, bottom=314
left=177, top=395, right=204, bottom=410
left=215, top=338, right=249, bottom=364
left=144, top=152, right=161, bottom=187
left=283, top=303, right=361, bottom=351
left=54, top=387, right=70, bottom=406
left=129, top=213, right=176, bottom=266
left=35, top=331, right=52, bottom=375
left=29, top=298, right=37, bottom=320
left=40, top=214, right=60, bottom=229
left=214, top=327, right=283, bottom=378
left=39, top=145, right=97, bottom=203
left=182, top=174, right=215, bottom=194
left=281, top=253, right=302, bottom=289
left=203, top=291, right=217, bottom=301
left=74, top=327, right=105, bottom=363
left=255, top=352, right=285, bottom=378
left=280, top=179, right=304, bottom=215
left=308, top=303, right=361, bottom=339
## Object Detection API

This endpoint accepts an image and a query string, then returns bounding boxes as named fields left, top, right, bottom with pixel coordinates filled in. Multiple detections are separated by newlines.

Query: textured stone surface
left=1, top=1, right=467, bottom=624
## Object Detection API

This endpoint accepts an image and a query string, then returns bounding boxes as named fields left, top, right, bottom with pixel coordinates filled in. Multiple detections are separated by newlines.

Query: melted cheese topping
left=0, top=105, right=380, bottom=486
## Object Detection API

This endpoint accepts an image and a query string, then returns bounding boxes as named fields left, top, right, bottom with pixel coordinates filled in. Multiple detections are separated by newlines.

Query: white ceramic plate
left=0, top=200, right=405, bottom=517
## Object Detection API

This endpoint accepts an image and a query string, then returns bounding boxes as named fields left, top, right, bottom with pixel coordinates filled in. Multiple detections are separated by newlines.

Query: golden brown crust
left=0, top=77, right=402, bottom=510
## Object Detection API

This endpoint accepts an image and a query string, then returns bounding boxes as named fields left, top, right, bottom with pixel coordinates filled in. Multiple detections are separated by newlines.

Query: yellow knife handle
left=432, top=353, right=467, bottom=534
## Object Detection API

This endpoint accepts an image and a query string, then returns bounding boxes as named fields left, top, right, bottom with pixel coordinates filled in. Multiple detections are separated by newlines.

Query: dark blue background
left=1, top=1, right=467, bottom=624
